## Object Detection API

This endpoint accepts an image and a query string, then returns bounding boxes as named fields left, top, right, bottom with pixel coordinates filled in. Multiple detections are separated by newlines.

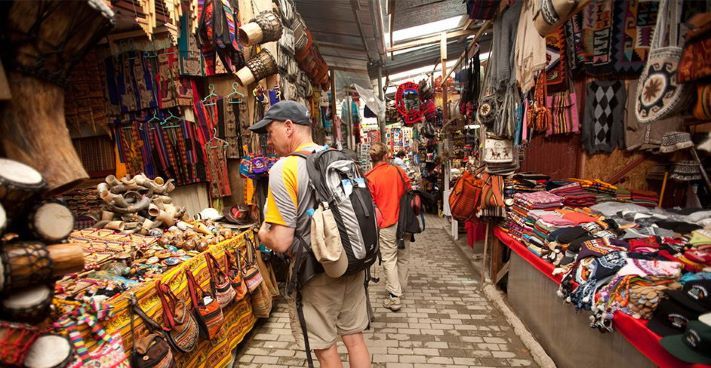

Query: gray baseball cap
left=249, top=100, right=311, bottom=134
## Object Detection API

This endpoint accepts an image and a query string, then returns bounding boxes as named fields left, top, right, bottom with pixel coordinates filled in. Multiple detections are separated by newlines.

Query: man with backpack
left=365, top=142, right=411, bottom=312
left=251, top=101, right=373, bottom=368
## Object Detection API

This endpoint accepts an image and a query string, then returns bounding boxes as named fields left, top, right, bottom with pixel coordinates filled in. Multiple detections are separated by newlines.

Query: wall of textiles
left=463, top=0, right=711, bottom=205
left=61, top=0, right=329, bottom=209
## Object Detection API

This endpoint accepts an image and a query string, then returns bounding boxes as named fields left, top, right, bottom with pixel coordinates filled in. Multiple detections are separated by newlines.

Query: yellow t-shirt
left=264, top=143, right=321, bottom=230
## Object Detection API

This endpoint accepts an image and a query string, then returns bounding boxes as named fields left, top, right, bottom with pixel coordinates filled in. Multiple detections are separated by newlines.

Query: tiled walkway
left=235, top=215, right=538, bottom=367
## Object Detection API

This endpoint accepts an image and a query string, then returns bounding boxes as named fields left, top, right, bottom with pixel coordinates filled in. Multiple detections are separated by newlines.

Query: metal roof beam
left=386, top=29, right=476, bottom=52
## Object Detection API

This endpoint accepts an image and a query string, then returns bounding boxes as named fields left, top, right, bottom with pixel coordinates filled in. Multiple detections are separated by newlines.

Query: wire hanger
left=202, top=84, right=219, bottom=106
left=226, top=82, right=244, bottom=104
left=207, top=127, right=229, bottom=147
left=161, top=109, right=183, bottom=128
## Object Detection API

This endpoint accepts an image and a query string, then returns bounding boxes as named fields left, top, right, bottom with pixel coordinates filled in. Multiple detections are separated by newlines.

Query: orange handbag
left=448, top=169, right=484, bottom=221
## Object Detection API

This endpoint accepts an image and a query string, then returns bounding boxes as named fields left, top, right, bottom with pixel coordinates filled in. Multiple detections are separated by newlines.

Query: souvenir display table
left=494, top=227, right=709, bottom=368
left=54, top=230, right=259, bottom=368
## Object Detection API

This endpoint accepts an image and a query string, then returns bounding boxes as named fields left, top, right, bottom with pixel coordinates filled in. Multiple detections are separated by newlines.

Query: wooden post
left=481, top=222, right=490, bottom=285
left=440, top=32, right=448, bottom=122
left=329, top=68, right=337, bottom=145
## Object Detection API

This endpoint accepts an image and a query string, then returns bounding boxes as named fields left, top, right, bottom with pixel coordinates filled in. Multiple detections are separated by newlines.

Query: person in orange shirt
left=365, top=142, right=411, bottom=311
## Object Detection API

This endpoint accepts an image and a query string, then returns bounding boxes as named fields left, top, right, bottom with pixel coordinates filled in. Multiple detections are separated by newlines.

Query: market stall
left=440, top=0, right=711, bottom=367
left=0, top=0, right=334, bottom=366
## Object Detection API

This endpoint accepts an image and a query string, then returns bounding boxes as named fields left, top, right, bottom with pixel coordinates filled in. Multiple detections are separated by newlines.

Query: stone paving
left=235, top=215, right=538, bottom=367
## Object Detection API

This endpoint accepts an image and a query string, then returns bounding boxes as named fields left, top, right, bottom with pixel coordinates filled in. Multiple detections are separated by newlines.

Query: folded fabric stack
left=630, top=189, right=659, bottom=208
left=570, top=178, right=618, bottom=203
left=550, top=182, right=597, bottom=207
left=513, top=191, right=564, bottom=210
left=616, top=187, right=632, bottom=203
left=511, top=172, right=550, bottom=192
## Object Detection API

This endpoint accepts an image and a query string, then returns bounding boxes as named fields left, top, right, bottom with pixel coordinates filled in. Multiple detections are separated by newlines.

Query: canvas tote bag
left=635, top=0, right=691, bottom=123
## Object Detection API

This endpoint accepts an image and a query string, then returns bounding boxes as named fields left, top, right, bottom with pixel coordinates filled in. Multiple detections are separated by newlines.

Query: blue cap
left=249, top=100, right=311, bottom=134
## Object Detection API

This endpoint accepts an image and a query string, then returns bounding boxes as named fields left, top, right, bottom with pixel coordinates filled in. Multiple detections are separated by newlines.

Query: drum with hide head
left=24, top=333, right=74, bottom=368
left=0, top=158, right=46, bottom=214
left=27, top=200, right=75, bottom=243
left=0, top=284, right=54, bottom=323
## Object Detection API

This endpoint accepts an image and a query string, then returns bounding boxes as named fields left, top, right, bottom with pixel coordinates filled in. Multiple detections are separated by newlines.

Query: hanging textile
left=156, top=48, right=195, bottom=108
left=515, top=0, right=546, bottom=94
left=545, top=27, right=568, bottom=94
left=546, top=91, right=580, bottom=136
left=178, top=14, right=206, bottom=76
left=491, top=0, right=522, bottom=90
left=582, top=0, right=615, bottom=75
left=582, top=80, right=626, bottom=153
left=104, top=52, right=159, bottom=113
left=114, top=113, right=209, bottom=186
left=197, top=0, right=245, bottom=75
left=582, top=0, right=659, bottom=76
left=205, top=139, right=232, bottom=198
left=218, top=98, right=242, bottom=159
left=459, top=52, right=481, bottom=117
left=564, top=13, right=585, bottom=76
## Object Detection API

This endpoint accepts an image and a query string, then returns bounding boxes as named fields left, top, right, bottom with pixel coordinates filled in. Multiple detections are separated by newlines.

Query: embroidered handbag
left=154, top=281, right=199, bottom=353
left=448, top=168, right=484, bottom=221
left=185, top=270, right=224, bottom=340
left=185, top=270, right=225, bottom=340
left=477, top=61, right=497, bottom=126
left=225, top=250, right=248, bottom=301
left=66, top=303, right=129, bottom=368
left=636, top=0, right=691, bottom=123
left=483, top=135, right=514, bottom=164
left=129, top=296, right=176, bottom=368
left=205, top=252, right=236, bottom=308
left=242, top=235, right=264, bottom=293
left=694, top=84, right=711, bottom=120
left=528, top=71, right=552, bottom=133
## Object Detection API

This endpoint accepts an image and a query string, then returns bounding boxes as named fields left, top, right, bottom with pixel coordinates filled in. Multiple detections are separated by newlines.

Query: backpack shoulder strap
left=290, top=150, right=313, bottom=159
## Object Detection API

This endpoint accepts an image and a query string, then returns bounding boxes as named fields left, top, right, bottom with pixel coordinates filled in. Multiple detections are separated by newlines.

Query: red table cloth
left=493, top=227, right=710, bottom=368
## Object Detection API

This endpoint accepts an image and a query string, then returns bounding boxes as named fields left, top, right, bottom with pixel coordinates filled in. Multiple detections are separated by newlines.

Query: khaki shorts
left=287, top=271, right=368, bottom=350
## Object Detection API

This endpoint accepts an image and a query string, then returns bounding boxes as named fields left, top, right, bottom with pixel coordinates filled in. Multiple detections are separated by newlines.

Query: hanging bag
left=528, top=71, right=552, bottom=133
left=205, top=252, right=236, bottom=309
left=224, top=250, right=248, bottom=301
left=242, top=235, right=272, bottom=318
left=154, top=281, right=199, bottom=353
left=129, top=296, right=176, bottom=368
left=636, top=0, right=691, bottom=123
left=185, top=270, right=224, bottom=340
left=477, top=59, right=497, bottom=126
left=448, top=167, right=484, bottom=221
left=241, top=234, right=264, bottom=293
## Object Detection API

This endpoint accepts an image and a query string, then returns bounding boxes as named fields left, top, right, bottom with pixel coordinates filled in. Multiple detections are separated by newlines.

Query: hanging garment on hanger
left=206, top=139, right=232, bottom=198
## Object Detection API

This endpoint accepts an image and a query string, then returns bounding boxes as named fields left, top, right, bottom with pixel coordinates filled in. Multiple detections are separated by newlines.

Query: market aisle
left=235, top=215, right=538, bottom=367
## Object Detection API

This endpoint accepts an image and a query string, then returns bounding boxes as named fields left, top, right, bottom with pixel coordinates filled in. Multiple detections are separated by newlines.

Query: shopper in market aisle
left=250, top=101, right=371, bottom=368
left=392, top=150, right=407, bottom=170
left=365, top=142, right=411, bottom=312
